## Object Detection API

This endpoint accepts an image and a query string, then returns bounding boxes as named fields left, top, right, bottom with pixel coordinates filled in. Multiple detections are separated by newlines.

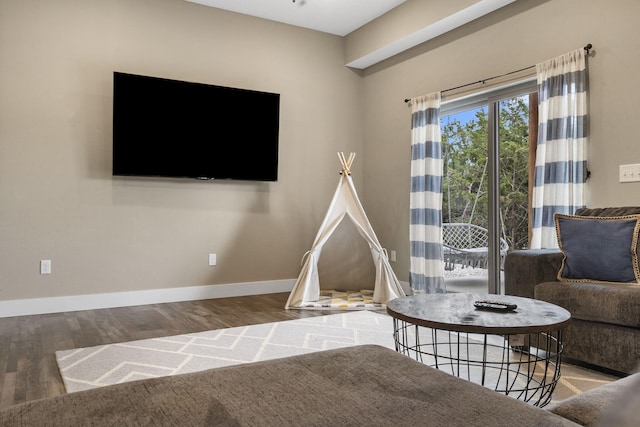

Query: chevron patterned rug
left=55, top=310, right=395, bottom=393
left=56, top=309, right=616, bottom=402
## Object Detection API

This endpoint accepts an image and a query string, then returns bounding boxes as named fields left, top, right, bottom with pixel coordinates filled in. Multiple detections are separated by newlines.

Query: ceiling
left=185, top=0, right=408, bottom=36
left=184, top=0, right=519, bottom=69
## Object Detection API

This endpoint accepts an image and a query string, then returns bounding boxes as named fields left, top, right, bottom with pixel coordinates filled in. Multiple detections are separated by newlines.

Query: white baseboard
left=0, top=279, right=296, bottom=318
left=1, top=279, right=413, bottom=318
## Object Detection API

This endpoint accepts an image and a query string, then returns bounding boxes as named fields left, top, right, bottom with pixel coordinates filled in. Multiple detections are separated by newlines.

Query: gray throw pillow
left=554, top=214, right=640, bottom=284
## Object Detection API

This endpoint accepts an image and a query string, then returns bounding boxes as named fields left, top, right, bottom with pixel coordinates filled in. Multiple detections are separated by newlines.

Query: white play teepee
left=285, top=153, right=406, bottom=309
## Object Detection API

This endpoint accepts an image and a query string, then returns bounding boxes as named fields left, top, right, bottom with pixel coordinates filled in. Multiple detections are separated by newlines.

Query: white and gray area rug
left=56, top=310, right=395, bottom=393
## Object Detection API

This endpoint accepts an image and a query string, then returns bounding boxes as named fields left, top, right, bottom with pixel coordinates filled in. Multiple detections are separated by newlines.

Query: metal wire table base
left=393, top=318, right=564, bottom=407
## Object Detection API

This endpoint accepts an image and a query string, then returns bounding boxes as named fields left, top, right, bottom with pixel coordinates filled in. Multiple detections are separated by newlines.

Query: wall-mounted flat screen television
left=112, top=72, right=280, bottom=181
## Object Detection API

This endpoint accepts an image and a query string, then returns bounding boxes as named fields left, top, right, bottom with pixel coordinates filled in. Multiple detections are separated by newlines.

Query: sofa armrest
left=504, top=249, right=563, bottom=298
left=546, top=372, right=640, bottom=426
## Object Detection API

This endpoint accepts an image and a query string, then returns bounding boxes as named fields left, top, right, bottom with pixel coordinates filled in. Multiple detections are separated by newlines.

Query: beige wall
left=0, top=0, right=363, bottom=301
left=360, top=0, right=640, bottom=281
left=2, top=0, right=639, bottom=304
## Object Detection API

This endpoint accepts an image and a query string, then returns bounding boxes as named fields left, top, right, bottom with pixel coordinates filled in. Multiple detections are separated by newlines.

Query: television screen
left=112, top=72, right=280, bottom=181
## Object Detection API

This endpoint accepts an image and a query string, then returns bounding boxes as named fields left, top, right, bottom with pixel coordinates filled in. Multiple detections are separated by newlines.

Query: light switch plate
left=619, top=163, right=640, bottom=182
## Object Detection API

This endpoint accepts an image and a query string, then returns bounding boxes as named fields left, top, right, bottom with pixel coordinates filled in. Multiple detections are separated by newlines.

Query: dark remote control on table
left=474, top=300, right=518, bottom=311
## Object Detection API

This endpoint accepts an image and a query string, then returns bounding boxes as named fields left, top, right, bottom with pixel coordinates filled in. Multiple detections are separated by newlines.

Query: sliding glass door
left=441, top=90, right=535, bottom=294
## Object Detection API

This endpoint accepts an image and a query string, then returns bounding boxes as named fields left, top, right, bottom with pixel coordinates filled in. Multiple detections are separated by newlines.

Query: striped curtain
left=531, top=49, right=588, bottom=249
left=409, top=92, right=446, bottom=294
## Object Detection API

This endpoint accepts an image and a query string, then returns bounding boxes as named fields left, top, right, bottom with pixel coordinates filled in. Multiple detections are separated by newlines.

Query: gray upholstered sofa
left=0, top=344, right=637, bottom=426
left=504, top=207, right=640, bottom=374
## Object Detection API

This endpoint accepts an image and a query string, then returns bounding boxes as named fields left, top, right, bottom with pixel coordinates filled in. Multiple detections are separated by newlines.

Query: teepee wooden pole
left=347, top=152, right=355, bottom=169
left=337, top=152, right=355, bottom=175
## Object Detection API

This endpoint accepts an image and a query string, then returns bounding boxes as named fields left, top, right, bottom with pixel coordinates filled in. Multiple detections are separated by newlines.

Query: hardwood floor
left=0, top=292, right=620, bottom=411
left=0, top=292, right=333, bottom=410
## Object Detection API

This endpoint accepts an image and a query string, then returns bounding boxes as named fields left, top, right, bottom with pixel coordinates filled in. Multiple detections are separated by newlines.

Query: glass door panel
left=441, top=95, right=530, bottom=294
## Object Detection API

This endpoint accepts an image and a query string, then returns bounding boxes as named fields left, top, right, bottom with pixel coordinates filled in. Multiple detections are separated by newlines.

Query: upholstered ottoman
left=0, top=345, right=579, bottom=426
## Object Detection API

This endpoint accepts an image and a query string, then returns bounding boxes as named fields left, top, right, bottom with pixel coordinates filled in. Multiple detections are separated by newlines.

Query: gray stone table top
left=387, top=293, right=571, bottom=335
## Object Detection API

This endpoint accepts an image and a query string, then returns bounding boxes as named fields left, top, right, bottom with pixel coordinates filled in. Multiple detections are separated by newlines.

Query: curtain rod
left=404, top=43, right=593, bottom=103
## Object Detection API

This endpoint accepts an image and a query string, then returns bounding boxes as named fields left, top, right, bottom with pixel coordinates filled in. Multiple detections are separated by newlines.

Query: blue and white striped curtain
left=409, top=92, right=446, bottom=294
left=531, top=49, right=588, bottom=249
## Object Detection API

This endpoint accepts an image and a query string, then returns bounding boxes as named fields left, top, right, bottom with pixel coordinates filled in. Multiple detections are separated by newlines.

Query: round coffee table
left=387, top=293, right=571, bottom=407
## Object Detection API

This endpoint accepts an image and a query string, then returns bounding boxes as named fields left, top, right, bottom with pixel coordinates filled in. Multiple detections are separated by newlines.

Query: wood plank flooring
left=0, top=293, right=333, bottom=409
left=0, top=292, right=620, bottom=410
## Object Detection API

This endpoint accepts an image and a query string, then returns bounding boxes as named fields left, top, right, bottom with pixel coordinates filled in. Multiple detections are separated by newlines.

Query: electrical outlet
left=508, top=334, right=526, bottom=346
left=40, top=260, right=52, bottom=275
left=208, top=254, right=217, bottom=266
left=390, top=250, right=397, bottom=262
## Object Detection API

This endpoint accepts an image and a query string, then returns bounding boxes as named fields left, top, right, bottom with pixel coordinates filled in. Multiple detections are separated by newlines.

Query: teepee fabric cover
left=286, top=153, right=406, bottom=309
